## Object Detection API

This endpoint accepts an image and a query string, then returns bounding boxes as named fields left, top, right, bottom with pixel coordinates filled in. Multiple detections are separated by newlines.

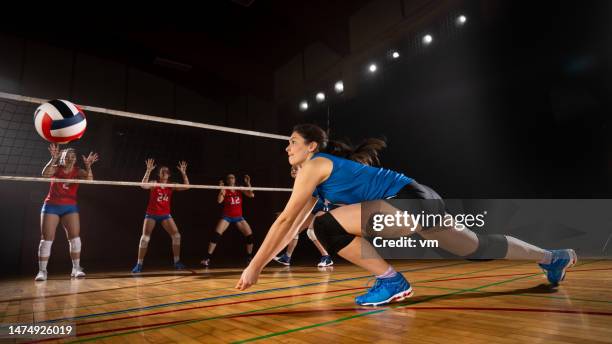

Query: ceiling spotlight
left=334, top=80, right=344, bottom=93
left=299, top=101, right=308, bottom=111
left=456, top=15, right=467, bottom=26
left=368, top=63, right=377, bottom=73
left=315, top=92, right=326, bottom=103
left=391, top=51, right=400, bottom=59
left=422, top=34, right=433, bottom=45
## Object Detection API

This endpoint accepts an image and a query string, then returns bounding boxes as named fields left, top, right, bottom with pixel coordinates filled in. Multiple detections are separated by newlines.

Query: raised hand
left=48, top=143, right=60, bottom=160
left=82, top=152, right=99, bottom=168
left=177, top=161, right=188, bottom=174
left=145, top=158, right=156, bottom=172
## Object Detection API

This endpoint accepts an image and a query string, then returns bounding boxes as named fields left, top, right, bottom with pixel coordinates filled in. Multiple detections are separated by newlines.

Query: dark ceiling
left=14, top=0, right=370, bottom=102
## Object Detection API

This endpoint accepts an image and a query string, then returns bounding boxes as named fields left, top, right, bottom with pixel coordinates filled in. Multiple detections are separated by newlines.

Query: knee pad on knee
left=244, top=234, right=254, bottom=245
left=306, top=228, right=318, bottom=241
left=139, top=235, right=150, bottom=249
left=172, top=232, right=181, bottom=245
left=313, top=212, right=354, bottom=254
left=69, top=237, right=81, bottom=253
left=38, top=240, right=53, bottom=258
left=210, top=231, right=222, bottom=244
left=465, top=234, right=508, bottom=260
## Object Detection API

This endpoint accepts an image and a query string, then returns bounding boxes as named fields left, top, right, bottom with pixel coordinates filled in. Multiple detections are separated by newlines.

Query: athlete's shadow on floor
left=395, top=284, right=559, bottom=305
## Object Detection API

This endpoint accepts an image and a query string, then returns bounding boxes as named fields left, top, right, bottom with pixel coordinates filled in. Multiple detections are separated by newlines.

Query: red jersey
left=146, top=186, right=173, bottom=215
left=222, top=190, right=243, bottom=217
left=44, top=167, right=80, bottom=205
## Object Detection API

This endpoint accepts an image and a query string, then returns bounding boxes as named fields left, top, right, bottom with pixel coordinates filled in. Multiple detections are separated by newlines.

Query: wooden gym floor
left=1, top=259, right=611, bottom=343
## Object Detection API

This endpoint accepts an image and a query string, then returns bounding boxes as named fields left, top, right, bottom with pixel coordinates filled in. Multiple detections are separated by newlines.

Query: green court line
left=66, top=261, right=526, bottom=343
left=233, top=275, right=540, bottom=343
left=232, top=260, right=601, bottom=343
left=26, top=262, right=469, bottom=326
left=66, top=290, right=365, bottom=343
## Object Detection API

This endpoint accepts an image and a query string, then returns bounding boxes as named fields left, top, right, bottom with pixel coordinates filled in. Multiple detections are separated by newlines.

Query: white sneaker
left=35, top=270, right=47, bottom=281
left=71, top=267, right=86, bottom=278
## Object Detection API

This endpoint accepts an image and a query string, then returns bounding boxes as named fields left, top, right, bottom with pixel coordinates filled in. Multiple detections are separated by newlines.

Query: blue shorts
left=41, top=204, right=79, bottom=216
left=223, top=216, right=245, bottom=224
left=145, top=214, right=172, bottom=222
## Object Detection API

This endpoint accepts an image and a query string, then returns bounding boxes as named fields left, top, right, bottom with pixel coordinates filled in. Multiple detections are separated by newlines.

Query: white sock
left=72, top=259, right=80, bottom=269
left=39, top=260, right=48, bottom=272
left=173, top=256, right=180, bottom=263
left=137, top=259, right=144, bottom=265
left=505, top=236, right=548, bottom=261
left=376, top=266, right=397, bottom=279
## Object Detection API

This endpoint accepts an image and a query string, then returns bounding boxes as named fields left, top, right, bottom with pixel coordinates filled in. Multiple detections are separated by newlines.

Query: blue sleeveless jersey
left=312, top=152, right=412, bottom=205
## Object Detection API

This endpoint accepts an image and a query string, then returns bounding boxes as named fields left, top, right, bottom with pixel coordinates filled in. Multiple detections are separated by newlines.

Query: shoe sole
left=358, top=287, right=414, bottom=307
left=317, top=262, right=334, bottom=267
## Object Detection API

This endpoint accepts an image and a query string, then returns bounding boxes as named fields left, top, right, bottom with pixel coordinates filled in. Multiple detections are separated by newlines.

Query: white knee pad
left=307, top=228, right=318, bottom=242
left=139, top=235, right=150, bottom=248
left=38, top=240, right=53, bottom=258
left=172, top=232, right=181, bottom=245
left=69, top=237, right=82, bottom=253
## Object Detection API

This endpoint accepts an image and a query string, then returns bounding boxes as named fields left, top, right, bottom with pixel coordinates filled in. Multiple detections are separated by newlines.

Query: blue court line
left=8, top=261, right=470, bottom=327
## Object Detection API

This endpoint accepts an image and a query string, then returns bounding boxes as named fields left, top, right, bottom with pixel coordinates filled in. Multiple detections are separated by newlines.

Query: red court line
left=0, top=271, right=198, bottom=303
left=226, top=306, right=612, bottom=318
left=75, top=287, right=367, bottom=327
left=37, top=265, right=609, bottom=329
left=26, top=287, right=367, bottom=344
left=420, top=267, right=612, bottom=284
left=27, top=304, right=612, bottom=343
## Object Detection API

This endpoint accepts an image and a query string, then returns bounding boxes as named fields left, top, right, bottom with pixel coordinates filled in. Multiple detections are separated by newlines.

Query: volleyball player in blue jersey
left=236, top=124, right=576, bottom=306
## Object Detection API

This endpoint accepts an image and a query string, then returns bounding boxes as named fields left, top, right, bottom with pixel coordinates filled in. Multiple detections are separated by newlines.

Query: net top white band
left=0, top=175, right=292, bottom=192
left=0, top=91, right=290, bottom=141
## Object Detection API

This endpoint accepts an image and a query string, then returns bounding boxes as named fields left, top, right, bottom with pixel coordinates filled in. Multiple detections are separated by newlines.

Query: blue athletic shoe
left=355, top=273, right=413, bottom=306
left=538, top=249, right=577, bottom=286
left=273, top=253, right=291, bottom=266
left=174, top=261, right=186, bottom=270
left=131, top=263, right=143, bottom=273
left=317, top=255, right=334, bottom=267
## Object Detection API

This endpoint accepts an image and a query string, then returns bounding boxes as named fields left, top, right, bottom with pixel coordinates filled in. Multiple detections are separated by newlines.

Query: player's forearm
left=42, top=158, right=58, bottom=177
left=141, top=170, right=152, bottom=189
left=83, top=167, right=93, bottom=180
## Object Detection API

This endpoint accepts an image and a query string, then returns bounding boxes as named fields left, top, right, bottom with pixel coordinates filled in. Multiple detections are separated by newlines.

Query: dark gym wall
left=0, top=33, right=291, bottom=276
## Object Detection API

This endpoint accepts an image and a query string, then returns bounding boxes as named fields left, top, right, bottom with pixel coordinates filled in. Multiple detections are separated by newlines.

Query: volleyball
left=33, top=99, right=87, bottom=143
